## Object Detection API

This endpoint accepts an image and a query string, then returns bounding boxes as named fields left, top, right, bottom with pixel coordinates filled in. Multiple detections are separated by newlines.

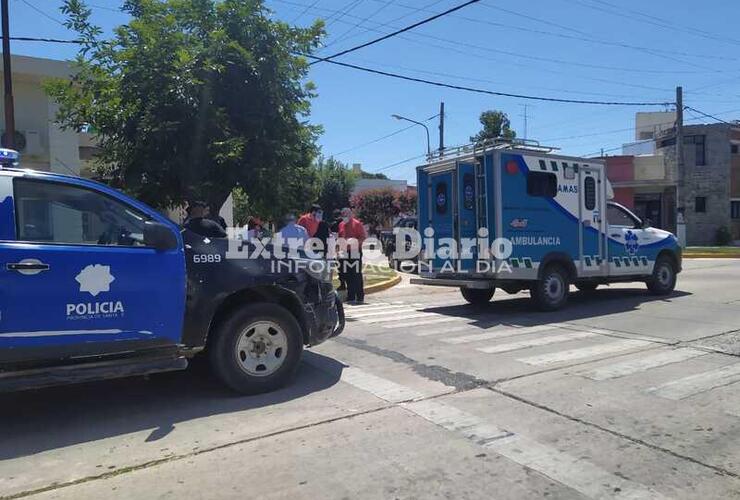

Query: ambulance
left=410, top=140, right=682, bottom=311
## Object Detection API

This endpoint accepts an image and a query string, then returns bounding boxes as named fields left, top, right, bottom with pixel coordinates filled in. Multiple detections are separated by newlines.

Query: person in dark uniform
left=184, top=201, right=227, bottom=238
left=330, top=209, right=347, bottom=291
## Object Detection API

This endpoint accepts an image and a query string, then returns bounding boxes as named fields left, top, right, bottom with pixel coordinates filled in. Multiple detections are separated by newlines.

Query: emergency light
left=0, top=148, right=19, bottom=168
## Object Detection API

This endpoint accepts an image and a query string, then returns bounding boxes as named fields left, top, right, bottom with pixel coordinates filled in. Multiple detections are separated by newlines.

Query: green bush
left=715, top=226, right=733, bottom=246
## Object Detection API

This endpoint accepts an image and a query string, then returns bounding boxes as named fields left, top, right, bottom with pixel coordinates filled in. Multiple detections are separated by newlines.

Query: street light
left=392, top=114, right=431, bottom=156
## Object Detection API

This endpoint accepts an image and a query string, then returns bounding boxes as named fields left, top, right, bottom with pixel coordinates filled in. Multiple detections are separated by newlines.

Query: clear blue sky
left=8, top=0, right=740, bottom=184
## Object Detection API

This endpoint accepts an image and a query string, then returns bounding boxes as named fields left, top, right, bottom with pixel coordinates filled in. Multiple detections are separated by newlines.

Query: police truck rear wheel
left=460, top=287, right=494, bottom=305
left=209, top=303, right=303, bottom=395
left=531, top=265, right=569, bottom=311
left=646, top=257, right=676, bottom=295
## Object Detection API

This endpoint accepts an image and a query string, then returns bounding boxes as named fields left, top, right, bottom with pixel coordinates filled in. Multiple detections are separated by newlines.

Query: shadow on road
left=0, top=351, right=345, bottom=460
left=421, top=288, right=692, bottom=328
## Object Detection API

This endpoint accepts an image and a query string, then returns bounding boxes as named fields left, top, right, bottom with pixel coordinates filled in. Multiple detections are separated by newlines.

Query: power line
left=290, top=0, right=321, bottom=23
left=310, top=0, right=481, bottom=65
left=327, top=0, right=394, bottom=48
left=332, top=114, right=438, bottom=157
left=18, top=0, right=65, bottom=26
left=372, top=152, right=428, bottom=173
left=10, top=36, right=80, bottom=43
left=304, top=55, right=673, bottom=106
left=683, top=106, right=735, bottom=126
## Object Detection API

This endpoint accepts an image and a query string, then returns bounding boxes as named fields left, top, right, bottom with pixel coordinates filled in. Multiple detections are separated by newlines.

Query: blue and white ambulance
left=411, top=140, right=682, bottom=311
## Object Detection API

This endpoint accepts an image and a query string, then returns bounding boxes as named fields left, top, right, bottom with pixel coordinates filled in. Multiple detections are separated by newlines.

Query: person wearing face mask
left=297, top=204, right=323, bottom=238
left=338, top=207, right=367, bottom=304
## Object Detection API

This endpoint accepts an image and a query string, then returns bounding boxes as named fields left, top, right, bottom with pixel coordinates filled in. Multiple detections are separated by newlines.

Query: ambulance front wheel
left=646, top=256, right=676, bottom=295
left=531, top=265, right=570, bottom=311
left=461, top=287, right=495, bottom=305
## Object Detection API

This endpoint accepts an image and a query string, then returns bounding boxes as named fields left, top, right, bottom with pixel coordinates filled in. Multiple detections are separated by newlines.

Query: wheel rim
left=544, top=273, right=565, bottom=303
left=235, top=321, right=289, bottom=377
left=657, top=263, right=672, bottom=287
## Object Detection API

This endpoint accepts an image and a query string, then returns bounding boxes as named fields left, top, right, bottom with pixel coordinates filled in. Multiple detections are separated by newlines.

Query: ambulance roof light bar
left=0, top=148, right=20, bottom=169
left=427, top=138, right=560, bottom=163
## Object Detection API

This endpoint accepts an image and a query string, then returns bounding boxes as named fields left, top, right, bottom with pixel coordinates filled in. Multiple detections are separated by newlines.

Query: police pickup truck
left=0, top=153, right=343, bottom=394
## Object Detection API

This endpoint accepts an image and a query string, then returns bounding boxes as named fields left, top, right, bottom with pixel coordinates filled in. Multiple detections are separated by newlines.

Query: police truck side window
left=584, top=176, right=596, bottom=210
left=526, top=172, right=557, bottom=198
left=14, top=179, right=148, bottom=247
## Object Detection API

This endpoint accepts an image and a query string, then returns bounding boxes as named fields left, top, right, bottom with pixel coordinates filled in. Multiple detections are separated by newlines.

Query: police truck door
left=579, top=166, right=605, bottom=275
left=0, top=176, right=186, bottom=363
left=427, top=170, right=454, bottom=271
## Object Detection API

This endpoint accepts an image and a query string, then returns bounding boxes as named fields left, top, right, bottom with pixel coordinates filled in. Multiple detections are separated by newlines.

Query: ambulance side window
left=607, top=204, right=638, bottom=228
left=14, top=179, right=149, bottom=247
left=526, top=172, right=557, bottom=198
left=584, top=176, right=596, bottom=210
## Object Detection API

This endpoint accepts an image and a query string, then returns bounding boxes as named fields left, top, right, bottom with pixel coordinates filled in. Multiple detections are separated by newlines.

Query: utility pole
left=1, top=0, right=14, bottom=149
left=438, top=101, right=445, bottom=154
left=675, top=86, right=686, bottom=246
left=521, top=104, right=529, bottom=140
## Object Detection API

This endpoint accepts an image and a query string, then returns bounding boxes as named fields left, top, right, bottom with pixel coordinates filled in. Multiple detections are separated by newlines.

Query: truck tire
left=209, top=303, right=303, bottom=395
left=531, top=265, right=569, bottom=311
left=646, top=256, right=676, bottom=295
left=460, top=287, right=494, bottom=305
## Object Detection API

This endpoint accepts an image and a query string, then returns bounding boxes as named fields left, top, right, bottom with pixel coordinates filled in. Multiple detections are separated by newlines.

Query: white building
left=350, top=163, right=407, bottom=195
left=0, top=55, right=87, bottom=175
left=623, top=111, right=677, bottom=155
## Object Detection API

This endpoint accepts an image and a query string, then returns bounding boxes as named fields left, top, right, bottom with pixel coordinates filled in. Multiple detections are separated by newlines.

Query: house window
left=731, top=200, right=740, bottom=219
left=695, top=196, right=707, bottom=213
left=732, top=144, right=739, bottom=154
left=526, top=172, right=557, bottom=198
left=684, top=135, right=706, bottom=166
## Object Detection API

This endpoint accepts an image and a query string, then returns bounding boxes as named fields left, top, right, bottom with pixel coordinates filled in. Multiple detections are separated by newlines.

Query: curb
left=364, top=273, right=402, bottom=295
left=683, top=254, right=740, bottom=259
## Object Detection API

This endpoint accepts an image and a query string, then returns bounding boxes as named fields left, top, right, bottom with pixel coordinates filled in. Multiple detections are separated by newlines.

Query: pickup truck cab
left=0, top=161, right=343, bottom=394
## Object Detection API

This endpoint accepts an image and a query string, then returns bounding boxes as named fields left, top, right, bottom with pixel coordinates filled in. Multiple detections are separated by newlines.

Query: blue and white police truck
left=0, top=151, right=343, bottom=393
left=411, top=140, right=682, bottom=311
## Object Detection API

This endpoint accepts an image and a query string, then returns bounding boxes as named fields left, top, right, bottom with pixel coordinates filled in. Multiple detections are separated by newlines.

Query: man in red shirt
left=297, top=204, right=323, bottom=238
left=338, top=207, right=367, bottom=304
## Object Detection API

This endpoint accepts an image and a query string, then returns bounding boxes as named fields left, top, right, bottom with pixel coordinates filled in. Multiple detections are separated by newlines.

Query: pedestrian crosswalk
left=343, top=301, right=740, bottom=407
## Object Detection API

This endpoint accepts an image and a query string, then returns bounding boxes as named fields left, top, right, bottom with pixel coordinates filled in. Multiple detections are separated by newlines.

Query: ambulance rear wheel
left=208, top=303, right=303, bottom=395
left=646, top=256, right=676, bottom=295
left=461, top=287, right=494, bottom=305
left=531, top=265, right=569, bottom=311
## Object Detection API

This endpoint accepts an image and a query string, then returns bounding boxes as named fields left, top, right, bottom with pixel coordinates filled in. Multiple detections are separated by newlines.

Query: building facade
left=607, top=122, right=740, bottom=245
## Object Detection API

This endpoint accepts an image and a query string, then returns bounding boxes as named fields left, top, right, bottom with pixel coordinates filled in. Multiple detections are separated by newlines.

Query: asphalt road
left=1, top=259, right=740, bottom=499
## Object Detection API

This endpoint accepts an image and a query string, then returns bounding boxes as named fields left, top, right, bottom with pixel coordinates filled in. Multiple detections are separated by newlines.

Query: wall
left=635, top=111, right=676, bottom=141
left=605, top=155, right=634, bottom=183
left=612, top=187, right=634, bottom=209
left=633, top=155, right=665, bottom=181
left=660, top=124, right=733, bottom=245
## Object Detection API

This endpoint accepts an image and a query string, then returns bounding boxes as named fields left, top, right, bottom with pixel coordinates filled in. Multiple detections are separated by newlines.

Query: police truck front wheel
left=531, top=265, right=569, bottom=311
left=646, top=256, right=676, bottom=295
left=209, top=303, right=303, bottom=395
left=460, top=287, right=494, bottom=305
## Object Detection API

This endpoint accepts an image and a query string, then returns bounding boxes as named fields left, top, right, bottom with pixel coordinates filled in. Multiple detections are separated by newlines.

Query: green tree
left=315, top=156, right=356, bottom=215
left=470, top=110, right=516, bottom=143
left=45, top=0, right=324, bottom=217
left=351, top=188, right=400, bottom=231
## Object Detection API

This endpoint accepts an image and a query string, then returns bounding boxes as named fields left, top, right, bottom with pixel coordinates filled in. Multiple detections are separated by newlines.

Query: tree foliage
left=45, top=0, right=324, bottom=216
left=315, top=156, right=357, bottom=215
left=470, top=110, right=516, bottom=143
left=351, top=188, right=417, bottom=230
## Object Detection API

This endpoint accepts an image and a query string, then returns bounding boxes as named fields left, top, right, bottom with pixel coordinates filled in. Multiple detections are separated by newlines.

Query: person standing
left=338, top=207, right=367, bottom=304
left=297, top=204, right=323, bottom=237
left=331, top=209, right=347, bottom=291
left=183, top=201, right=227, bottom=238
left=278, top=213, right=308, bottom=252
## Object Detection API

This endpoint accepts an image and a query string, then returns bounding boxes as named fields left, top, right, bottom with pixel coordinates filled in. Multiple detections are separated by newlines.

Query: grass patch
left=684, top=246, right=740, bottom=257
left=333, top=264, right=398, bottom=289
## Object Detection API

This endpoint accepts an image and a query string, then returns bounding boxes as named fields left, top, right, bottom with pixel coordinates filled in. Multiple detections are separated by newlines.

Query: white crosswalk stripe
left=443, top=324, right=560, bottom=345
left=647, top=362, right=740, bottom=400
left=387, top=316, right=467, bottom=329
left=578, top=348, right=708, bottom=381
left=346, top=305, right=422, bottom=319
left=476, top=331, right=595, bottom=354
left=415, top=324, right=477, bottom=337
left=518, top=339, right=652, bottom=366
left=360, top=312, right=437, bottom=324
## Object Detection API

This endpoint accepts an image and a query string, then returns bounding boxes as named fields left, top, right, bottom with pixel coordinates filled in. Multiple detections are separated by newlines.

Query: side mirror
left=144, top=221, right=179, bottom=251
